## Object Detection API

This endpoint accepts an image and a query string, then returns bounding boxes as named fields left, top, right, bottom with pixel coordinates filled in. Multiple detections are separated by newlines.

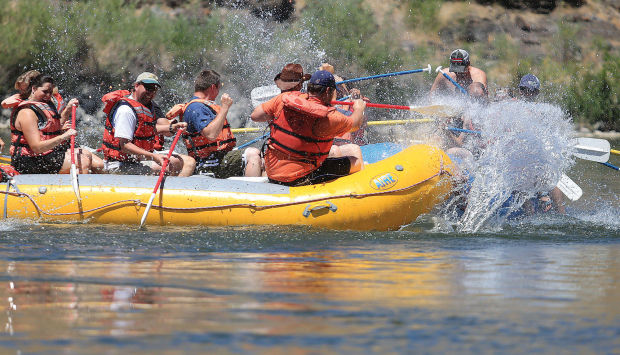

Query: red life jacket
left=268, top=92, right=333, bottom=167
left=9, top=101, right=64, bottom=158
left=100, top=90, right=157, bottom=162
left=52, top=92, right=65, bottom=113
left=0, top=164, right=19, bottom=182
left=175, top=99, right=236, bottom=159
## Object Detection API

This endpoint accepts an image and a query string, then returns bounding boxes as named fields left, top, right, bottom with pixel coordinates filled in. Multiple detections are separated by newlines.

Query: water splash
left=433, top=97, right=576, bottom=232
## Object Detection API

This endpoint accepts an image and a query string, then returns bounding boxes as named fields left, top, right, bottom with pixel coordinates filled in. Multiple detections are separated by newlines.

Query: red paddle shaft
left=70, top=104, right=77, bottom=164
left=332, top=100, right=412, bottom=111
left=151, top=128, right=184, bottom=194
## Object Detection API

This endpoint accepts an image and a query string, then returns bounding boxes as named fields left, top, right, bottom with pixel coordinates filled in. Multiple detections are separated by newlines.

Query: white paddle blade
left=139, top=193, right=157, bottom=228
left=573, top=137, right=610, bottom=163
left=556, top=174, right=582, bottom=201
left=70, top=164, right=81, bottom=202
left=250, top=85, right=280, bottom=108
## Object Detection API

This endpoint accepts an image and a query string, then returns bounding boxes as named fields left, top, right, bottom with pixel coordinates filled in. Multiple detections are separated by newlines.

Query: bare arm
left=16, top=108, right=75, bottom=154
left=250, top=104, right=271, bottom=122
left=118, top=138, right=165, bottom=166
left=201, top=94, right=233, bottom=140
left=347, top=99, right=366, bottom=132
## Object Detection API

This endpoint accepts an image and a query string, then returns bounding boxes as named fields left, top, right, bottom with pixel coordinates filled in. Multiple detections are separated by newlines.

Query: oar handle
left=435, top=66, right=468, bottom=94
left=611, top=149, right=620, bottom=156
left=335, top=64, right=432, bottom=85
left=600, top=162, right=620, bottom=171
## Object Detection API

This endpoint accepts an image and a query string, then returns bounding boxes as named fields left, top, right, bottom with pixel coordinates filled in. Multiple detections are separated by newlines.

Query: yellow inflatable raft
left=0, top=144, right=453, bottom=231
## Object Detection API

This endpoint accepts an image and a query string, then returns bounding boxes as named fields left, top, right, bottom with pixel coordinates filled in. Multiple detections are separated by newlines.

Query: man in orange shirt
left=251, top=70, right=366, bottom=186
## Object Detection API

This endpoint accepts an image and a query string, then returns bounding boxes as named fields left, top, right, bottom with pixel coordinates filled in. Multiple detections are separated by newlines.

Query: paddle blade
left=139, top=192, right=157, bottom=228
left=251, top=85, right=280, bottom=108
left=70, top=164, right=81, bottom=202
left=556, top=174, right=582, bottom=201
left=573, top=137, right=610, bottom=163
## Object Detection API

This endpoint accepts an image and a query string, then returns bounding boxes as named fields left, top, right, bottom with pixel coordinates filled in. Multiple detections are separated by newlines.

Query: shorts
left=269, top=157, right=351, bottom=187
left=195, top=149, right=245, bottom=178
left=11, top=149, right=66, bottom=174
left=104, top=159, right=158, bottom=175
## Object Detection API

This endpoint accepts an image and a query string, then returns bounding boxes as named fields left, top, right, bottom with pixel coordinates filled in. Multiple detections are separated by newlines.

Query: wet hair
left=29, top=74, right=55, bottom=93
left=15, top=70, right=41, bottom=98
left=194, top=70, right=221, bottom=92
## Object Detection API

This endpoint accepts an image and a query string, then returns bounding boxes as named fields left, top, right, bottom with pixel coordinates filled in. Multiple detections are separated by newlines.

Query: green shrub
left=563, top=54, right=619, bottom=131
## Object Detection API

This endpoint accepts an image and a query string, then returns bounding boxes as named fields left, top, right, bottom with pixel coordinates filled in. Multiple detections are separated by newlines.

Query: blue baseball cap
left=309, top=70, right=336, bottom=89
left=519, top=74, right=540, bottom=91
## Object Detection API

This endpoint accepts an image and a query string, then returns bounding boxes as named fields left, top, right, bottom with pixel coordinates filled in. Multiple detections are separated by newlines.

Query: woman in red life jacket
left=10, top=74, right=97, bottom=174
left=2, top=70, right=41, bottom=152
left=251, top=70, right=366, bottom=186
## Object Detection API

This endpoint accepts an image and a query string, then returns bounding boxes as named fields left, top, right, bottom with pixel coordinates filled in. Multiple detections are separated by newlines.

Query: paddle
left=600, top=162, right=620, bottom=171
left=557, top=174, right=582, bottom=201
left=69, top=104, right=82, bottom=210
left=573, top=137, right=610, bottom=163
left=234, top=132, right=270, bottom=150
left=611, top=149, right=619, bottom=156
left=435, top=66, right=468, bottom=94
left=336, top=64, right=432, bottom=85
left=445, top=130, right=612, bottom=164
left=139, top=128, right=184, bottom=228
left=232, top=118, right=435, bottom=135
left=332, top=101, right=456, bottom=117
left=250, top=65, right=433, bottom=108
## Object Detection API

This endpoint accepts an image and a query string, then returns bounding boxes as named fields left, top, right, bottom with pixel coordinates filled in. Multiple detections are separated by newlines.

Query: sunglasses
left=141, top=83, right=159, bottom=92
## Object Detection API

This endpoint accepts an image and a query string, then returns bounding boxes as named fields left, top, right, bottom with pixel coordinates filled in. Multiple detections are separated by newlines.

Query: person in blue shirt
left=177, top=70, right=262, bottom=178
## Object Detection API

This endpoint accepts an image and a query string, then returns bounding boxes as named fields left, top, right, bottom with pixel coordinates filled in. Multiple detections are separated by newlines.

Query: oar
left=250, top=65, right=433, bottom=108
left=557, top=174, right=582, bottom=201
left=69, top=104, right=83, bottom=211
left=435, top=66, right=468, bottom=94
left=139, top=128, right=184, bottom=228
left=600, top=162, right=619, bottom=171
left=234, top=132, right=270, bottom=150
left=446, top=127, right=481, bottom=135
left=335, top=64, right=432, bottom=85
left=0, top=155, right=10, bottom=164
left=573, top=137, right=610, bottom=163
left=611, top=149, right=619, bottom=156
left=331, top=101, right=455, bottom=117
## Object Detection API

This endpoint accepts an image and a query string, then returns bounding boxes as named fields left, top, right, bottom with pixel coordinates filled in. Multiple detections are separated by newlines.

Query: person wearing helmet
left=518, top=73, right=540, bottom=102
left=430, top=49, right=487, bottom=95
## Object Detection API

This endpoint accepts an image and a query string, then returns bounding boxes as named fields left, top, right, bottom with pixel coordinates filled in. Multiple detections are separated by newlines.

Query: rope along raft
left=1, top=169, right=449, bottom=218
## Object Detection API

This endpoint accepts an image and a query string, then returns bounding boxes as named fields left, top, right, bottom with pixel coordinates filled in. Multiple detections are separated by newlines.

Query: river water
left=0, top=153, right=618, bottom=353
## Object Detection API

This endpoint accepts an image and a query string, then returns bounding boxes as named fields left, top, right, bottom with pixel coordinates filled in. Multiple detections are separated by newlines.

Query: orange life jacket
left=267, top=92, right=333, bottom=167
left=172, top=99, right=236, bottom=159
left=100, top=90, right=157, bottom=162
left=9, top=101, right=64, bottom=158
